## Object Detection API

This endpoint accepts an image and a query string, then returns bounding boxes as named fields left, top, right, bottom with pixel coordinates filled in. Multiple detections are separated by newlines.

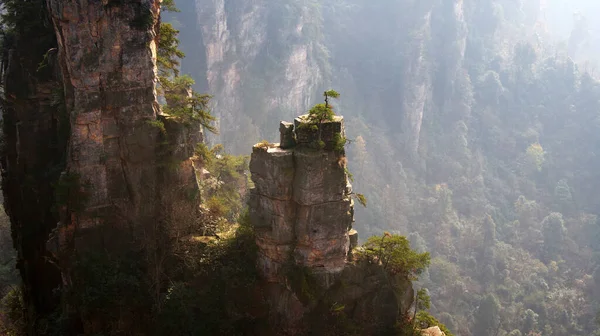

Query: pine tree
left=157, top=1, right=216, bottom=134
left=303, top=90, right=341, bottom=147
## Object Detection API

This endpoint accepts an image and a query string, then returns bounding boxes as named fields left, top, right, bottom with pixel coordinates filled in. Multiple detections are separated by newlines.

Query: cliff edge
left=1, top=1, right=203, bottom=333
left=249, top=116, right=413, bottom=335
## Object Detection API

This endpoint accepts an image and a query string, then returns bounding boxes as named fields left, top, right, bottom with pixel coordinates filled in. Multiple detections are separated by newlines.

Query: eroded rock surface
left=45, top=0, right=202, bottom=250
left=249, top=117, right=353, bottom=282
left=248, top=116, right=414, bottom=334
left=48, top=0, right=163, bottom=235
left=2, top=1, right=203, bottom=332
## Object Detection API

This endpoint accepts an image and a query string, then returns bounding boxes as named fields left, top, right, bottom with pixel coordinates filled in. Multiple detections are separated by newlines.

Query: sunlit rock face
left=48, top=0, right=162, bottom=234
left=47, top=0, right=202, bottom=248
left=248, top=117, right=415, bottom=334
left=249, top=117, right=353, bottom=282
left=422, top=326, right=446, bottom=336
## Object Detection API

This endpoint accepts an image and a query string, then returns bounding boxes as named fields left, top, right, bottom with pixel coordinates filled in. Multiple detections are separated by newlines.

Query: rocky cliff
left=188, top=0, right=327, bottom=154
left=248, top=116, right=413, bottom=334
left=250, top=116, right=353, bottom=281
left=1, top=1, right=202, bottom=333
left=173, top=0, right=476, bottom=235
left=48, top=0, right=164, bottom=240
left=0, top=3, right=63, bottom=333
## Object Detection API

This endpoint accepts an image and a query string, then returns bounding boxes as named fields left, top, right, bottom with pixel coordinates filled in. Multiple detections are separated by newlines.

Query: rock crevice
left=249, top=117, right=353, bottom=283
left=248, top=116, right=415, bottom=334
left=1, top=1, right=204, bottom=333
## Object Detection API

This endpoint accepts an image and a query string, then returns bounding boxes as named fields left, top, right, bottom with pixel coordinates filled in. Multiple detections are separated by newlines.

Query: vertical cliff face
left=400, top=8, right=431, bottom=159
left=0, top=4, right=63, bottom=333
left=248, top=116, right=413, bottom=334
left=249, top=116, right=353, bottom=282
left=192, top=0, right=326, bottom=153
left=47, top=0, right=202, bottom=255
left=48, top=0, right=162, bottom=238
left=2, top=1, right=202, bottom=332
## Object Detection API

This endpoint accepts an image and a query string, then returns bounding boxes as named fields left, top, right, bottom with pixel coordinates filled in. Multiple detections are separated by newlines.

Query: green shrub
left=255, top=140, right=273, bottom=150
left=206, top=196, right=228, bottom=218
left=157, top=21, right=217, bottom=134
left=300, top=90, right=341, bottom=149
left=356, top=233, right=430, bottom=279
left=0, top=287, right=25, bottom=336
left=147, top=119, right=166, bottom=134
left=354, top=193, right=367, bottom=207
left=333, top=133, right=347, bottom=152
left=194, top=142, right=213, bottom=165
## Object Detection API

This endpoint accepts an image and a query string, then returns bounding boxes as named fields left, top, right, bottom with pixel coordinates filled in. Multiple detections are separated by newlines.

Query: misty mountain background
left=163, top=1, right=600, bottom=335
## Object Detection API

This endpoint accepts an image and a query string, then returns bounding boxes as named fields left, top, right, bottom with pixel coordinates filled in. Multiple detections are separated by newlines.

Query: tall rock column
left=0, top=3, right=63, bottom=333
left=47, top=0, right=162, bottom=239
left=250, top=116, right=353, bottom=280
left=249, top=116, right=415, bottom=334
left=0, top=1, right=202, bottom=333
left=249, top=115, right=356, bottom=328
left=47, top=0, right=203, bottom=307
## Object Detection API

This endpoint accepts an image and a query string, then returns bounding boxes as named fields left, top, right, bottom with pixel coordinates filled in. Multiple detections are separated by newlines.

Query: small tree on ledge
left=324, top=89, right=340, bottom=108
left=302, top=90, right=341, bottom=148
left=156, top=2, right=218, bottom=135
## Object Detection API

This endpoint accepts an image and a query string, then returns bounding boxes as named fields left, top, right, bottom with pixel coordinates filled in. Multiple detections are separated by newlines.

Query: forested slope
left=175, top=1, right=600, bottom=335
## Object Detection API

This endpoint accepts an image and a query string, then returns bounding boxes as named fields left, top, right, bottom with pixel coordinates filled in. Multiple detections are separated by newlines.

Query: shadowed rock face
left=2, top=1, right=202, bottom=332
left=0, top=16, right=64, bottom=334
left=47, top=0, right=202, bottom=253
left=48, top=0, right=202, bottom=296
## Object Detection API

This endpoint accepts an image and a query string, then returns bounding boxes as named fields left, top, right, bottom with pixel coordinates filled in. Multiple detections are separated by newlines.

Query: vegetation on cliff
left=172, top=1, right=600, bottom=335
left=357, top=233, right=430, bottom=280
left=12, top=0, right=600, bottom=335
left=156, top=4, right=216, bottom=134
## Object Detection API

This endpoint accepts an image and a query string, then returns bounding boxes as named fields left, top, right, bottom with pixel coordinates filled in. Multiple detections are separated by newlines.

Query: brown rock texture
left=248, top=117, right=416, bottom=334
left=46, top=0, right=202, bottom=249
left=1, top=1, right=202, bottom=333
left=422, top=326, right=446, bottom=336
left=48, top=0, right=163, bottom=235
left=249, top=117, right=353, bottom=283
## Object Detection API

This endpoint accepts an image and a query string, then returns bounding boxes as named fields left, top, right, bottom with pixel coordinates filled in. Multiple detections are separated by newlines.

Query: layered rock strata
left=249, top=116, right=415, bottom=334
left=2, top=1, right=202, bottom=332
left=48, top=0, right=163, bottom=241
left=249, top=116, right=354, bottom=283
left=46, top=0, right=202, bottom=256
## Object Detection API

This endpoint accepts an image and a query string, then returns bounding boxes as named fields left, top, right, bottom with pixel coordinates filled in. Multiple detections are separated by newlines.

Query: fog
left=2, top=0, right=600, bottom=335
left=168, top=1, right=600, bottom=334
